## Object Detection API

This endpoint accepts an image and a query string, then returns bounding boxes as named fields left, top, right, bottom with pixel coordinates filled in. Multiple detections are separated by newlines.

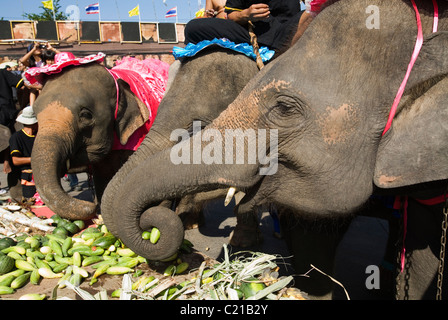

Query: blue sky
left=1, top=0, right=202, bottom=23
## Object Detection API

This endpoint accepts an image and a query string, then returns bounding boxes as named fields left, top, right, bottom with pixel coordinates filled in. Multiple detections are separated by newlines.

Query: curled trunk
left=112, top=122, right=262, bottom=260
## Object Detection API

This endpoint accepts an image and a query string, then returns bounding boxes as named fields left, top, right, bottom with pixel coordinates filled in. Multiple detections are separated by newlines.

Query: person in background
left=0, top=64, right=22, bottom=132
left=291, top=0, right=328, bottom=46
left=42, top=49, right=56, bottom=66
left=19, top=42, right=59, bottom=106
left=196, top=0, right=227, bottom=18
left=9, top=106, right=38, bottom=200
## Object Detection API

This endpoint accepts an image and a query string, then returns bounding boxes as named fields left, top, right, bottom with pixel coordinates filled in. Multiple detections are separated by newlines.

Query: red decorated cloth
left=108, top=57, right=169, bottom=151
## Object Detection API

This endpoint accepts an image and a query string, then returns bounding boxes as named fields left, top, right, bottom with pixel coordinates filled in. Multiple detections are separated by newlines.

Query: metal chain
left=436, top=199, right=448, bottom=300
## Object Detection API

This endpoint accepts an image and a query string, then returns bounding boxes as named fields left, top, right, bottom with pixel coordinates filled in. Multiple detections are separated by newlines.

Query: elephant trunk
left=111, top=97, right=269, bottom=260
left=100, top=127, right=174, bottom=236
left=32, top=134, right=98, bottom=220
left=115, top=144, right=260, bottom=260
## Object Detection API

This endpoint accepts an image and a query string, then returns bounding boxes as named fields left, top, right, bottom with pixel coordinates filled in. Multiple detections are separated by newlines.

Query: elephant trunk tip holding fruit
left=121, top=206, right=184, bottom=261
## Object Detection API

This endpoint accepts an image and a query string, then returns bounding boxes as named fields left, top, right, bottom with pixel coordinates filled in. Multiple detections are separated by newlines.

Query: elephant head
left=103, top=0, right=448, bottom=262
left=100, top=48, right=259, bottom=260
left=31, top=62, right=151, bottom=220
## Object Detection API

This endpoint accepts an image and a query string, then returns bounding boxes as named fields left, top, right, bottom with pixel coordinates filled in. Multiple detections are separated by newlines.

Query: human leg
left=184, top=18, right=251, bottom=45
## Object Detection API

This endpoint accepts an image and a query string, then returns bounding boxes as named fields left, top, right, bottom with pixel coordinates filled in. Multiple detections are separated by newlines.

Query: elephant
left=31, top=60, right=166, bottom=220
left=101, top=0, right=448, bottom=299
left=100, top=47, right=260, bottom=251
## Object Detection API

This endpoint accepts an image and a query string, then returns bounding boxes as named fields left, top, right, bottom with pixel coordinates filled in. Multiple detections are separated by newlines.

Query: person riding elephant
left=185, top=0, right=304, bottom=56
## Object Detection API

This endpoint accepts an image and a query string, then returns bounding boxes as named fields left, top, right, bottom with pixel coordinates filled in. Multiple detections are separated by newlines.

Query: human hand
left=246, top=3, right=270, bottom=22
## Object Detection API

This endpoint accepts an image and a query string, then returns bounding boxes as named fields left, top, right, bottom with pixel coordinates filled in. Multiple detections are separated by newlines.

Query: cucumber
left=175, top=262, right=189, bottom=274
left=2, top=246, right=26, bottom=256
left=0, top=274, right=15, bottom=287
left=240, top=278, right=266, bottom=298
left=64, top=223, right=80, bottom=235
left=15, top=260, right=35, bottom=272
left=61, top=237, right=73, bottom=257
left=92, top=234, right=117, bottom=249
left=70, top=246, right=104, bottom=257
left=49, top=239, right=63, bottom=256
left=106, top=266, right=133, bottom=275
left=0, top=285, right=15, bottom=295
left=81, top=256, right=103, bottom=267
left=141, top=231, right=151, bottom=240
left=73, top=220, right=85, bottom=230
left=0, top=255, right=15, bottom=274
left=10, top=271, right=31, bottom=289
left=19, top=293, right=46, bottom=300
left=150, top=228, right=161, bottom=244
left=30, top=268, right=41, bottom=285
left=52, top=226, right=69, bottom=238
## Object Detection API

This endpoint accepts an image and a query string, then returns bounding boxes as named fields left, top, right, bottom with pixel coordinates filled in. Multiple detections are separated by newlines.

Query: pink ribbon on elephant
left=107, top=57, right=169, bottom=151
left=382, top=0, right=438, bottom=136
left=389, top=1, right=439, bottom=273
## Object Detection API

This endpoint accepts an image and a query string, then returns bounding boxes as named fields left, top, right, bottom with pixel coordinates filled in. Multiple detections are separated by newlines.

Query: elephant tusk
left=234, top=191, right=246, bottom=206
left=224, top=187, right=236, bottom=206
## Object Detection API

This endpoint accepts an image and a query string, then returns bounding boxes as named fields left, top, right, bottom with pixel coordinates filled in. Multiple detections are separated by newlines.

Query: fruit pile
left=0, top=214, right=193, bottom=298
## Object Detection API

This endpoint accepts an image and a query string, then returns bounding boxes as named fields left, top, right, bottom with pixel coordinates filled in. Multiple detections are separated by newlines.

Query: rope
left=248, top=21, right=264, bottom=70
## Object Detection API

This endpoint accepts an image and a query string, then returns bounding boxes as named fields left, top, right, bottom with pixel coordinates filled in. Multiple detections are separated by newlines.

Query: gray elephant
left=101, top=47, right=260, bottom=248
left=30, top=57, right=167, bottom=220
left=101, top=0, right=448, bottom=299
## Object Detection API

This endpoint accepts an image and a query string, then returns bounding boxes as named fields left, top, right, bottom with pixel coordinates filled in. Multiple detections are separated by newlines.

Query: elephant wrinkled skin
left=31, top=63, right=152, bottom=220
left=104, top=0, right=448, bottom=299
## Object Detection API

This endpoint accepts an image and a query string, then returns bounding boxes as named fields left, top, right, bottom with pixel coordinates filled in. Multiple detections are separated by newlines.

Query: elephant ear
left=374, top=32, right=448, bottom=189
left=114, top=79, right=150, bottom=146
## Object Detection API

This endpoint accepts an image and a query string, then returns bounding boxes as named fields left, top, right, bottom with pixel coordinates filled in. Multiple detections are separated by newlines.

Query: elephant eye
left=265, top=95, right=305, bottom=128
left=80, top=109, right=93, bottom=120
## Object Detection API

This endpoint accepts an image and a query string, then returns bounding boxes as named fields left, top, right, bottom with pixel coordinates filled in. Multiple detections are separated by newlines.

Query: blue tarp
left=172, top=38, right=275, bottom=62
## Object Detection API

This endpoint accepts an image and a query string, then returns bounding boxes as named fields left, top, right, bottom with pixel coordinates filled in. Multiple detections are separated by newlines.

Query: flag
left=165, top=6, right=177, bottom=18
left=42, top=0, right=53, bottom=10
left=128, top=5, right=140, bottom=17
left=85, top=3, right=100, bottom=14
